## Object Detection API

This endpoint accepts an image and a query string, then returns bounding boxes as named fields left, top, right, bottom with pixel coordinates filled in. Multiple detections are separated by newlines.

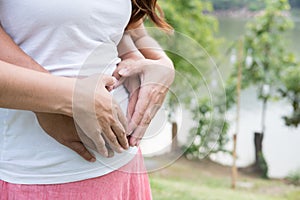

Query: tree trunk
left=261, top=98, right=268, bottom=134
left=252, top=98, right=269, bottom=177
left=171, top=122, right=178, bottom=152
left=254, top=132, right=264, bottom=168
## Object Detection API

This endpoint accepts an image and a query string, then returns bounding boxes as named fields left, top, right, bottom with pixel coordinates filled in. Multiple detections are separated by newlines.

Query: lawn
left=148, top=157, right=300, bottom=200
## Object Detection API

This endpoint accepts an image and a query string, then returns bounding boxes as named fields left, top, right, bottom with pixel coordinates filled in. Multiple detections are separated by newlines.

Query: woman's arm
left=0, top=60, right=74, bottom=115
left=0, top=26, right=128, bottom=158
left=0, top=25, right=72, bottom=114
left=116, top=22, right=175, bottom=146
left=0, top=60, right=127, bottom=155
left=0, top=26, right=99, bottom=161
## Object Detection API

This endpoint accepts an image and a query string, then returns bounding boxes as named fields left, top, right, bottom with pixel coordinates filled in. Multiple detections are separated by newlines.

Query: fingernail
left=90, top=158, right=96, bottom=162
left=130, top=138, right=136, bottom=146
left=123, top=145, right=129, bottom=150
left=130, top=143, right=135, bottom=147
left=103, top=151, right=109, bottom=158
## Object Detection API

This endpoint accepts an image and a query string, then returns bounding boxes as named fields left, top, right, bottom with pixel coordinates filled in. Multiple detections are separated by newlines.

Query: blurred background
left=140, top=0, right=300, bottom=199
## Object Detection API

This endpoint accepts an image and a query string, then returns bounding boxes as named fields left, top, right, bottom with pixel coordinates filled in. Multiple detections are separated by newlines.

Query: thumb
left=118, top=64, right=143, bottom=77
left=101, top=75, right=117, bottom=87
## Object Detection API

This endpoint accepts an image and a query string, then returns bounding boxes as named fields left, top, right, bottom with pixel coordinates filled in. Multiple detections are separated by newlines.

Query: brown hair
left=129, top=0, right=172, bottom=30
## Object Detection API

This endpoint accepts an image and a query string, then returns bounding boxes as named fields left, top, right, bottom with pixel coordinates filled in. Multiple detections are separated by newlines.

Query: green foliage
left=184, top=98, right=230, bottom=159
left=210, top=0, right=247, bottom=10
left=210, top=0, right=300, bottom=10
left=160, top=0, right=219, bottom=66
left=248, top=0, right=266, bottom=11
left=242, top=0, right=293, bottom=91
left=210, top=0, right=266, bottom=10
left=224, top=0, right=299, bottom=176
left=152, top=0, right=229, bottom=157
left=150, top=158, right=300, bottom=200
left=149, top=0, right=221, bottom=106
left=279, top=66, right=300, bottom=127
left=286, top=169, right=300, bottom=186
left=239, top=0, right=300, bottom=129
left=226, top=0, right=297, bottom=111
left=258, top=152, right=269, bottom=178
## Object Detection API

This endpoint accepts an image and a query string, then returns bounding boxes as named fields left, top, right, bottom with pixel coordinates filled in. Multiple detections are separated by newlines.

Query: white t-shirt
left=0, top=0, right=138, bottom=184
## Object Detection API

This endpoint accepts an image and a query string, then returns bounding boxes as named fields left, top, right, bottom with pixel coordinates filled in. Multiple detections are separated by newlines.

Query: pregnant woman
left=0, top=0, right=174, bottom=199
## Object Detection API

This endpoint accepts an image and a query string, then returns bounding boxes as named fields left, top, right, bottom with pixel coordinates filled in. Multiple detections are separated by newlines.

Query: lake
left=214, top=11, right=300, bottom=178
left=140, top=10, right=300, bottom=179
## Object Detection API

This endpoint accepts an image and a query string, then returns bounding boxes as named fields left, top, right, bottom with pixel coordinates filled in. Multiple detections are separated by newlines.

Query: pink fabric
left=0, top=149, right=152, bottom=200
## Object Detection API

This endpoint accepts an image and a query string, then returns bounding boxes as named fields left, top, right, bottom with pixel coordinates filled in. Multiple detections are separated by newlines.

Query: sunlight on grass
left=148, top=158, right=300, bottom=200
left=150, top=177, right=298, bottom=200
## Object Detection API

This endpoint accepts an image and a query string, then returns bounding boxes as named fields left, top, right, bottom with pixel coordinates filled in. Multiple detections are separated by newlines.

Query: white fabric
left=0, top=0, right=139, bottom=184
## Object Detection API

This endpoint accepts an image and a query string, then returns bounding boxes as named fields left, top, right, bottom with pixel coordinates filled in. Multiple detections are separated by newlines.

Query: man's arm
left=0, top=26, right=47, bottom=72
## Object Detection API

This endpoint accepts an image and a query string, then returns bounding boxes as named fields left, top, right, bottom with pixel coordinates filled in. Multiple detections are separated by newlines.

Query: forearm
left=121, top=22, right=173, bottom=65
left=0, top=25, right=47, bottom=73
left=0, top=60, right=73, bottom=116
left=0, top=26, right=72, bottom=114
left=118, top=32, right=145, bottom=60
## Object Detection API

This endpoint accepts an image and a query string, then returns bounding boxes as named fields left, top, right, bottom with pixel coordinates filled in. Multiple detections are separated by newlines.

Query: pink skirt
left=0, top=149, right=152, bottom=200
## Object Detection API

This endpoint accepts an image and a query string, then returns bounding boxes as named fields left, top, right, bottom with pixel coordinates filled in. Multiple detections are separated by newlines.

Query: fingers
left=127, top=86, right=151, bottom=135
left=92, top=129, right=109, bottom=157
left=113, top=77, right=126, bottom=88
left=109, top=101, right=128, bottom=150
left=114, top=101, right=128, bottom=132
left=117, top=61, right=143, bottom=77
left=128, top=84, right=163, bottom=146
left=129, top=103, right=161, bottom=146
left=127, top=88, right=139, bottom=122
left=101, top=123, right=125, bottom=153
left=104, top=138, right=115, bottom=158
left=69, top=141, right=96, bottom=162
left=106, top=145, right=115, bottom=158
left=112, top=68, right=121, bottom=81
left=129, top=125, right=148, bottom=146
left=111, top=121, right=128, bottom=150
left=101, top=75, right=117, bottom=91
left=76, top=125, right=98, bottom=152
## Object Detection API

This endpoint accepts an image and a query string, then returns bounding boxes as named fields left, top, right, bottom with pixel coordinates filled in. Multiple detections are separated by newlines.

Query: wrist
left=54, top=76, right=75, bottom=117
left=122, top=50, right=144, bottom=61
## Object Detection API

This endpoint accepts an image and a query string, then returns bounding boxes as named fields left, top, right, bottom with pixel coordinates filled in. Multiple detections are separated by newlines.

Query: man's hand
left=36, top=113, right=97, bottom=162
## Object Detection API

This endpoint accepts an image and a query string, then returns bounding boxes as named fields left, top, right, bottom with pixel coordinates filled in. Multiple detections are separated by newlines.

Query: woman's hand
left=113, top=58, right=175, bottom=146
left=72, top=74, right=129, bottom=157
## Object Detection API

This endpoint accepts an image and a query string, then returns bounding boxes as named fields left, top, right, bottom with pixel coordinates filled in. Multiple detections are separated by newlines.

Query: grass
left=148, top=157, right=300, bottom=200
left=286, top=169, right=300, bottom=186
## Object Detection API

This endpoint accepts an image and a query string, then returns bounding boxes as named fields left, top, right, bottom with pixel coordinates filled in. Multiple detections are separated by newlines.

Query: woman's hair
left=129, top=0, right=172, bottom=30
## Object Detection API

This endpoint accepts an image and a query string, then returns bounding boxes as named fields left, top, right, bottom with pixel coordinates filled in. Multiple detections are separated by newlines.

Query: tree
left=279, top=66, right=300, bottom=127
left=289, top=0, right=300, bottom=7
left=184, top=98, right=230, bottom=159
left=226, top=0, right=295, bottom=177
left=210, top=0, right=300, bottom=10
left=147, top=0, right=228, bottom=157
